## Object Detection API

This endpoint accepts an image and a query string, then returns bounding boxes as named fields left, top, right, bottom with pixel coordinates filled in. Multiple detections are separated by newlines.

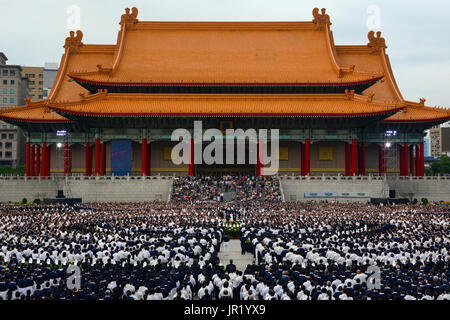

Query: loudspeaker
left=389, top=190, right=396, bottom=199
left=56, top=190, right=65, bottom=198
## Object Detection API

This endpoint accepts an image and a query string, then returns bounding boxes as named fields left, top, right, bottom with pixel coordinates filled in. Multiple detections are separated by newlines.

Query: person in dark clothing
left=226, top=260, right=237, bottom=273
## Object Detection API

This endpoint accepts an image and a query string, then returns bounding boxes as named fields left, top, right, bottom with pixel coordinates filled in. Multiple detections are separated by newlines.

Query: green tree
left=0, top=165, right=26, bottom=175
left=430, top=155, right=450, bottom=175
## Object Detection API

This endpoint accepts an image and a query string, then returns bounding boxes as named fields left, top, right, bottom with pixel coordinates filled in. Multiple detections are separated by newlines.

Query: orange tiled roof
left=336, top=34, right=450, bottom=123
left=48, top=44, right=115, bottom=103
left=67, top=8, right=382, bottom=85
left=336, top=42, right=403, bottom=103
left=48, top=91, right=403, bottom=117
left=7, top=7, right=444, bottom=126
left=0, top=100, right=71, bottom=123
left=383, top=100, right=450, bottom=123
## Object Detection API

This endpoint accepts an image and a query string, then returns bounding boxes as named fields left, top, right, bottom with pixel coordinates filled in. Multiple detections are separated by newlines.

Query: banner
left=111, top=139, right=132, bottom=176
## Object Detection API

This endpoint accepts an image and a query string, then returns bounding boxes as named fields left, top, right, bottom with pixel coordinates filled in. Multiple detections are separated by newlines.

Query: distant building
left=424, top=137, right=430, bottom=157
left=0, top=52, right=7, bottom=65
left=0, top=52, right=28, bottom=167
left=43, top=62, right=58, bottom=99
left=430, top=126, right=450, bottom=158
left=21, top=66, right=44, bottom=101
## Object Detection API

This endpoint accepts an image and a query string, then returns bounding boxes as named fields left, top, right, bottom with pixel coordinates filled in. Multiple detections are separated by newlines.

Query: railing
left=278, top=174, right=387, bottom=182
left=0, top=174, right=175, bottom=182
left=394, top=175, right=450, bottom=181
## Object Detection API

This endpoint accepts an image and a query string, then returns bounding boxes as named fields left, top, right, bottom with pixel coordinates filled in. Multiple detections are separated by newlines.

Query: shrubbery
left=0, top=165, right=26, bottom=176
left=224, top=221, right=241, bottom=239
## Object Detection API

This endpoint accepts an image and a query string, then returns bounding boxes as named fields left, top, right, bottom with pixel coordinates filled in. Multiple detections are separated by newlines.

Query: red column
left=345, top=143, right=351, bottom=176
left=30, top=145, right=35, bottom=177
left=142, top=139, right=148, bottom=176
left=403, top=142, right=409, bottom=176
left=64, top=143, right=69, bottom=177
left=415, top=145, right=419, bottom=177
left=41, top=143, right=47, bottom=177
left=399, top=145, right=404, bottom=176
left=26, top=142, right=31, bottom=177
left=351, top=139, right=357, bottom=176
left=35, top=145, right=41, bottom=176
left=188, top=138, right=195, bottom=176
left=304, top=139, right=310, bottom=176
left=379, top=144, right=385, bottom=176
left=101, top=142, right=106, bottom=176
left=46, top=145, right=51, bottom=177
left=409, top=145, right=414, bottom=176
left=68, top=143, right=72, bottom=175
left=359, top=143, right=366, bottom=176
left=256, top=139, right=264, bottom=177
left=419, top=141, right=424, bottom=176
left=85, top=143, right=91, bottom=176
left=88, top=145, right=93, bottom=176
left=300, top=142, right=305, bottom=176
left=94, top=139, right=100, bottom=176
left=46, top=143, right=50, bottom=177
left=147, top=141, right=151, bottom=176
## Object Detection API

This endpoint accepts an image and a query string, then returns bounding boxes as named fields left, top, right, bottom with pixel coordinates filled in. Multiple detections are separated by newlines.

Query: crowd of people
left=0, top=175, right=448, bottom=300
left=171, top=175, right=282, bottom=203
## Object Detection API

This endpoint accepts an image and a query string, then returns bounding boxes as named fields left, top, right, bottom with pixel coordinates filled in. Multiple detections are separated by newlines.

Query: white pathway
left=218, top=239, right=254, bottom=272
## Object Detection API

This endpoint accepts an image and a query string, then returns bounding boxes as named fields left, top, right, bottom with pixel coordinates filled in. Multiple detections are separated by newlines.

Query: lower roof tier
left=49, top=91, right=402, bottom=118
left=1, top=92, right=449, bottom=132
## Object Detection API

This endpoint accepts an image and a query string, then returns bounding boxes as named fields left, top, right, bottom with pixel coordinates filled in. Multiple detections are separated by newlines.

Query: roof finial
left=312, top=8, right=331, bottom=30
left=25, top=98, right=31, bottom=106
left=419, top=98, right=426, bottom=106
left=368, top=31, right=387, bottom=53
left=344, top=89, right=355, bottom=99
left=64, top=30, right=83, bottom=53
left=367, top=93, right=375, bottom=103
left=120, top=7, right=139, bottom=28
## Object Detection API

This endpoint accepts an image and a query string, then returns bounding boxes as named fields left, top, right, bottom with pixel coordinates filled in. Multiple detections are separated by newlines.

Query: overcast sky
left=1, top=0, right=449, bottom=107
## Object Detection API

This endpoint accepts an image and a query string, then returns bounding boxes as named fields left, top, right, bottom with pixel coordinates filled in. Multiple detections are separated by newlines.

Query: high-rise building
left=43, top=62, right=58, bottom=99
left=0, top=52, right=28, bottom=168
left=430, top=127, right=441, bottom=158
left=429, top=126, right=450, bottom=158
left=424, top=137, right=431, bottom=157
left=21, top=66, right=44, bottom=101
left=0, top=53, right=7, bottom=65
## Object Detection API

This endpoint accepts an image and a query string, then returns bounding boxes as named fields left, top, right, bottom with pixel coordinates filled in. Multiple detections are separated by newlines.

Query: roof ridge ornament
left=96, top=64, right=112, bottom=73
left=419, top=98, right=426, bottom=106
left=120, top=7, right=139, bottom=29
left=368, top=31, right=387, bottom=53
left=312, top=8, right=331, bottom=31
left=98, top=89, right=108, bottom=97
left=344, top=89, right=355, bottom=100
left=64, top=30, right=84, bottom=54
left=366, top=93, right=375, bottom=103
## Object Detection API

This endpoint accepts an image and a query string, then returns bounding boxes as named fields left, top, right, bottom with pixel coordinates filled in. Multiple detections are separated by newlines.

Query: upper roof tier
left=67, top=8, right=382, bottom=86
left=49, top=43, right=115, bottom=103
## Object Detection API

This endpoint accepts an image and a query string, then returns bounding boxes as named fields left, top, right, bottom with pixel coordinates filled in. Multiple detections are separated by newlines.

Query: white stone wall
left=0, top=176, right=173, bottom=203
left=388, top=176, right=450, bottom=202
left=280, top=175, right=389, bottom=202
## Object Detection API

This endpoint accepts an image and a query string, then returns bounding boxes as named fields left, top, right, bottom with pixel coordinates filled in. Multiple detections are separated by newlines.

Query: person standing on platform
left=223, top=235, right=230, bottom=256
